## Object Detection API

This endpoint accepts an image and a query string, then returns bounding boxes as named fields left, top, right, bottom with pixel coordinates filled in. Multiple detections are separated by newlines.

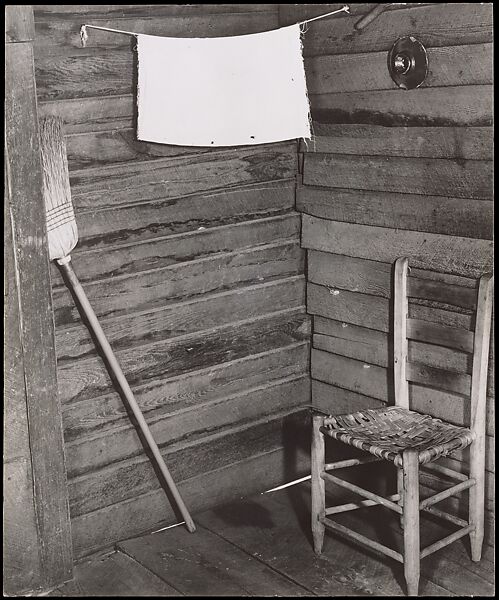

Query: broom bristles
left=39, top=116, right=78, bottom=262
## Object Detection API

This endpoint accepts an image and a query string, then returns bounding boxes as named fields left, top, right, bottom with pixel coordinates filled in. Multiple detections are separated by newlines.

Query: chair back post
left=394, top=257, right=409, bottom=409
left=470, top=273, right=494, bottom=437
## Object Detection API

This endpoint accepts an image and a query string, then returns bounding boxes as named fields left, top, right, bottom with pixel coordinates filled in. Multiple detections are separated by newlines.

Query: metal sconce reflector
left=388, top=36, right=428, bottom=90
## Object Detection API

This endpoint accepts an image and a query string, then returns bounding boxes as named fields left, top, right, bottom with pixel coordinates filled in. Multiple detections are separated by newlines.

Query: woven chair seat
left=321, top=406, right=474, bottom=467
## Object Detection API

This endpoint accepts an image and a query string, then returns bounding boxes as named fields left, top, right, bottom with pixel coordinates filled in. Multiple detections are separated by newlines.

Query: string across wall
left=77, top=5, right=350, bottom=148
left=79, top=6, right=351, bottom=46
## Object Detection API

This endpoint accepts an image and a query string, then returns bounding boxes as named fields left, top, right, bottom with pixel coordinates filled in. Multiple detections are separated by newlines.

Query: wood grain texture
left=314, top=323, right=472, bottom=376
left=308, top=252, right=478, bottom=307
left=44, top=39, right=494, bottom=101
left=311, top=351, right=494, bottom=470
left=117, top=525, right=307, bottom=597
left=35, top=50, right=134, bottom=101
left=72, top=179, right=295, bottom=249
left=334, top=492, right=495, bottom=588
left=197, top=486, right=450, bottom=596
left=308, top=283, right=389, bottom=332
left=63, top=342, right=309, bottom=442
left=312, top=379, right=494, bottom=439
left=65, top=127, right=213, bottom=170
left=3, top=459, right=42, bottom=595
left=312, top=348, right=389, bottom=402
left=421, top=468, right=494, bottom=516
left=301, top=125, right=493, bottom=160
left=308, top=280, right=493, bottom=400
left=407, top=319, right=474, bottom=354
left=69, top=143, right=297, bottom=211
left=312, top=317, right=493, bottom=433
left=33, top=3, right=308, bottom=559
left=6, top=39, right=73, bottom=588
left=298, top=185, right=492, bottom=239
left=30, top=3, right=309, bottom=558
left=38, top=95, right=134, bottom=133
left=4, top=30, right=43, bottom=597
left=295, top=0, right=495, bottom=553
left=35, top=5, right=275, bottom=17
left=302, top=216, right=493, bottom=279
left=65, top=130, right=300, bottom=172
left=305, top=44, right=492, bottom=94
left=3, top=191, right=30, bottom=463
left=35, top=11, right=278, bottom=56
left=56, top=276, right=305, bottom=361
left=53, top=241, right=304, bottom=326
left=48, top=550, right=180, bottom=597
left=71, top=445, right=310, bottom=558
left=308, top=283, right=475, bottom=333
left=406, top=362, right=471, bottom=397
left=65, top=375, right=309, bottom=477
left=57, top=309, right=309, bottom=406
left=5, top=5, right=35, bottom=42
left=310, top=85, right=493, bottom=126
left=303, top=153, right=493, bottom=200
left=68, top=409, right=309, bottom=518
left=312, top=379, right=386, bottom=415
left=280, top=3, right=492, bottom=55
left=51, top=214, right=300, bottom=289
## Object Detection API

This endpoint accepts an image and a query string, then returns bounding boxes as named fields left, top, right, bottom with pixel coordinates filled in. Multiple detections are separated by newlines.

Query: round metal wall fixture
left=388, top=36, right=428, bottom=90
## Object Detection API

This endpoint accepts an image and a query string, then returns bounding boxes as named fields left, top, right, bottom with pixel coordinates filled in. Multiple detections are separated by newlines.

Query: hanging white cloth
left=136, top=24, right=311, bottom=147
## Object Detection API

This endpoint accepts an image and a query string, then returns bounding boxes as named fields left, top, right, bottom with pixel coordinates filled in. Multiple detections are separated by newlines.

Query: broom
left=39, top=116, right=196, bottom=533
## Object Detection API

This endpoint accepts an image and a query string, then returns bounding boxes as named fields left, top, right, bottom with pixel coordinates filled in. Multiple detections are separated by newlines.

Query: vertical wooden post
left=4, top=5, right=73, bottom=592
left=402, top=450, right=420, bottom=597
left=469, top=273, right=493, bottom=561
left=311, top=414, right=326, bottom=554
left=397, top=467, right=404, bottom=529
left=393, top=257, right=409, bottom=409
left=394, top=258, right=409, bottom=531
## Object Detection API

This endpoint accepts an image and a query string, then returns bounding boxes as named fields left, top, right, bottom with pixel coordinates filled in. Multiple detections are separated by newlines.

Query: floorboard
left=47, top=550, right=180, bottom=596
left=47, top=482, right=495, bottom=597
left=271, top=482, right=495, bottom=596
left=197, top=490, right=449, bottom=596
left=117, top=525, right=309, bottom=596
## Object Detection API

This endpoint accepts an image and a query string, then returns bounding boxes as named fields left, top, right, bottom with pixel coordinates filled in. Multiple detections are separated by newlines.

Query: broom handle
left=58, top=257, right=196, bottom=533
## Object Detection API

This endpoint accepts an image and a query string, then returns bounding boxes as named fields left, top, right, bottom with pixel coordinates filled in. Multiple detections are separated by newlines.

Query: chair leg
left=469, top=436, right=485, bottom=561
left=402, top=450, right=420, bottom=596
left=311, top=414, right=326, bottom=555
left=397, top=466, right=404, bottom=529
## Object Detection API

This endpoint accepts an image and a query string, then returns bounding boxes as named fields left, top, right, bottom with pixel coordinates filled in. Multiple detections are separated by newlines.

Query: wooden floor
left=49, top=482, right=494, bottom=597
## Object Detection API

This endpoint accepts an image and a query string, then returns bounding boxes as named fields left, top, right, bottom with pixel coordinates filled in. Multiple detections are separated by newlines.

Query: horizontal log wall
left=280, top=3, right=494, bottom=545
left=33, top=5, right=311, bottom=557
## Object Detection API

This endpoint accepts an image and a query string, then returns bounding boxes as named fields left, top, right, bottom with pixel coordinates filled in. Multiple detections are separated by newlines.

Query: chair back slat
left=470, top=274, right=494, bottom=433
left=406, top=362, right=472, bottom=397
left=408, top=340, right=470, bottom=374
left=394, top=257, right=409, bottom=409
left=407, top=319, right=475, bottom=354
left=394, top=257, right=493, bottom=434
left=407, top=278, right=477, bottom=311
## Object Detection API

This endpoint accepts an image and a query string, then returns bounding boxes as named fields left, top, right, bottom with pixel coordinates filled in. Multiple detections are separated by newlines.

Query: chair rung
left=322, top=517, right=403, bottom=563
left=326, top=494, right=400, bottom=516
left=422, top=505, right=468, bottom=528
left=324, top=455, right=382, bottom=471
left=421, top=462, right=469, bottom=482
left=420, top=479, right=475, bottom=510
left=420, top=525, right=474, bottom=559
left=321, top=472, right=402, bottom=514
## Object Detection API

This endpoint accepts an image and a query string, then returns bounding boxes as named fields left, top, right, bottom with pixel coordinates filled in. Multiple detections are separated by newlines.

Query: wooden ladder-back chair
left=311, top=257, right=493, bottom=596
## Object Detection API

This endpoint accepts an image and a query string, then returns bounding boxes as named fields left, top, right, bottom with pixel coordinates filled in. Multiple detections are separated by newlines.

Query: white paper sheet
left=137, top=24, right=311, bottom=147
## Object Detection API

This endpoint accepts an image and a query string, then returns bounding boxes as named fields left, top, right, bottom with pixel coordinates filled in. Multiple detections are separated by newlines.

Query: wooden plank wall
left=33, top=5, right=311, bottom=557
left=5, top=6, right=73, bottom=593
left=279, top=3, right=494, bottom=545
